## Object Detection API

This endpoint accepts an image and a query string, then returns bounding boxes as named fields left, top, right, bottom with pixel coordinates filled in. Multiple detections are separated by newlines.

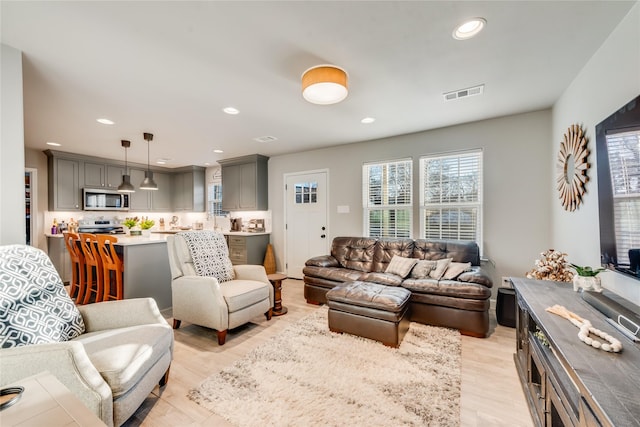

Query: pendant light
left=117, top=140, right=135, bottom=193
left=140, top=132, right=158, bottom=190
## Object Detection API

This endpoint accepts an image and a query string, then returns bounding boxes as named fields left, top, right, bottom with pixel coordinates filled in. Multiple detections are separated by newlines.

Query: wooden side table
left=0, top=371, right=106, bottom=426
left=267, top=273, right=288, bottom=316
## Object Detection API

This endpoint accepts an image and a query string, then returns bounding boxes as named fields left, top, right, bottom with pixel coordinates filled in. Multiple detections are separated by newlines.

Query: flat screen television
left=596, top=94, right=640, bottom=280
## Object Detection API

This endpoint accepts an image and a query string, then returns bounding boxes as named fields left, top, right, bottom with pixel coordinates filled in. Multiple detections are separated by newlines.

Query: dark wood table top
left=511, top=277, right=640, bottom=427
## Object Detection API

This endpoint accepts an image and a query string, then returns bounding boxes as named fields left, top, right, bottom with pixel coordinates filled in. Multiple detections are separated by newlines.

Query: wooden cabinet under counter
left=225, top=233, right=270, bottom=265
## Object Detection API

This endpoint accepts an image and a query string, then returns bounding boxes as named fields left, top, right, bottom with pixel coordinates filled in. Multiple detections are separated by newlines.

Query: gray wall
left=268, top=109, right=552, bottom=295
left=1, top=44, right=25, bottom=245
left=552, top=2, right=640, bottom=305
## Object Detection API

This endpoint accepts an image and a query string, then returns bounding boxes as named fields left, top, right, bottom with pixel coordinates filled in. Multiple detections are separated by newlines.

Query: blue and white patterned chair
left=0, top=244, right=173, bottom=427
left=166, top=231, right=273, bottom=345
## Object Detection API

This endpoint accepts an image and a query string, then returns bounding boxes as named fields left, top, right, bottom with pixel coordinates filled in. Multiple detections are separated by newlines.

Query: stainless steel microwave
left=83, top=188, right=130, bottom=211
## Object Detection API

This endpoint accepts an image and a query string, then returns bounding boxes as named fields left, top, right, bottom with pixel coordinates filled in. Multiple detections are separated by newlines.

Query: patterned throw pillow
left=410, top=260, right=437, bottom=279
left=0, top=245, right=85, bottom=348
left=179, top=231, right=235, bottom=283
left=429, top=258, right=453, bottom=280
left=442, top=262, right=472, bottom=280
left=385, top=255, right=418, bottom=278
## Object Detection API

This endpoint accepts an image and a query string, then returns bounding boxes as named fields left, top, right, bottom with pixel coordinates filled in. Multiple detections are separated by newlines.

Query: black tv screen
left=596, top=94, right=640, bottom=280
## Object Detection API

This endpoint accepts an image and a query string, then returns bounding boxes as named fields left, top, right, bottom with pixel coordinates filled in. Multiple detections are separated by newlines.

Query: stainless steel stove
left=77, top=219, right=125, bottom=235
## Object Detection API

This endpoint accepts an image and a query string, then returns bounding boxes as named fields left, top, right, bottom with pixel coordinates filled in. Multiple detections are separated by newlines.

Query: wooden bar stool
left=62, top=231, right=86, bottom=304
left=78, top=233, right=104, bottom=304
left=96, top=234, right=124, bottom=301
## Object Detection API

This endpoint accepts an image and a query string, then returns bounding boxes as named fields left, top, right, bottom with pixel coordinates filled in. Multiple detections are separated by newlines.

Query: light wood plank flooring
left=123, top=279, right=533, bottom=426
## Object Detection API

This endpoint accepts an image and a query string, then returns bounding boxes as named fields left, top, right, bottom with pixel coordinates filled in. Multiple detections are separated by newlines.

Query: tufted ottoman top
left=326, top=281, right=410, bottom=313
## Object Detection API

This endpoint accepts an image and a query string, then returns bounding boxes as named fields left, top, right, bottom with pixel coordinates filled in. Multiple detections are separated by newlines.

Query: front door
left=285, top=171, right=328, bottom=279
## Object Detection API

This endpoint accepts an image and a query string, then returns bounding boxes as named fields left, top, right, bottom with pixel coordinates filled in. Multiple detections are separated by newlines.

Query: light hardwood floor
left=123, top=279, right=533, bottom=426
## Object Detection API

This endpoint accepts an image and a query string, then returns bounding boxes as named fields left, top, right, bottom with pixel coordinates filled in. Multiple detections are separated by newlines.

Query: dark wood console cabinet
left=511, top=277, right=640, bottom=427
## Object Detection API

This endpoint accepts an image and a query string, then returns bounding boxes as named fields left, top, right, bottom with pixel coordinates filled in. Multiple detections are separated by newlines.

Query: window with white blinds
left=606, top=129, right=640, bottom=266
left=419, top=150, right=483, bottom=244
left=363, top=159, right=412, bottom=238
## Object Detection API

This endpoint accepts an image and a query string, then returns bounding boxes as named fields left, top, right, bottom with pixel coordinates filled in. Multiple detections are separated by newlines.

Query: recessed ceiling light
left=453, top=18, right=486, bottom=40
left=254, top=136, right=278, bottom=143
left=46, top=141, right=61, bottom=146
left=223, top=107, right=239, bottom=115
left=361, top=117, right=376, bottom=124
left=213, top=149, right=224, bottom=153
left=96, top=118, right=114, bottom=125
left=204, top=162, right=211, bottom=166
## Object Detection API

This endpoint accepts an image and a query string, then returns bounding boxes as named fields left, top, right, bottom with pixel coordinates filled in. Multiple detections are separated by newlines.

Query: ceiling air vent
left=443, top=84, right=484, bottom=102
left=253, top=136, right=278, bottom=143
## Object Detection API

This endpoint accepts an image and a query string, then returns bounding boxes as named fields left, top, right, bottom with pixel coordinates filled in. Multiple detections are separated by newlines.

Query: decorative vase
left=573, top=275, right=602, bottom=292
left=129, top=227, right=142, bottom=236
left=141, top=229, right=151, bottom=237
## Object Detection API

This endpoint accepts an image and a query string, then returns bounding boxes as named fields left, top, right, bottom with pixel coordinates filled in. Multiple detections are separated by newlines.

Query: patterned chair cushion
left=178, top=231, right=235, bottom=283
left=0, top=244, right=85, bottom=348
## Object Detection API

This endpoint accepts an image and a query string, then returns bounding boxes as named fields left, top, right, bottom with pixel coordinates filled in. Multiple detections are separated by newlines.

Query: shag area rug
left=188, top=308, right=461, bottom=426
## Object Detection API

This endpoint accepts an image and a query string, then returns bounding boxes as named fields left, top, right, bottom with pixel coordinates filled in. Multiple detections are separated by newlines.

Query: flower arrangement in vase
left=139, top=218, right=155, bottom=237
left=123, top=217, right=141, bottom=236
left=570, top=264, right=607, bottom=292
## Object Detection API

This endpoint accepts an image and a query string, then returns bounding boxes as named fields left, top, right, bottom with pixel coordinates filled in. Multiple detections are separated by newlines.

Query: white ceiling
left=2, top=1, right=635, bottom=168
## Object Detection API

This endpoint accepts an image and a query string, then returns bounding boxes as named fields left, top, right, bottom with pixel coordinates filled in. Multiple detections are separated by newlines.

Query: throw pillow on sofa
left=442, top=262, right=472, bottom=280
left=429, top=258, right=453, bottom=280
left=385, top=255, right=418, bottom=278
left=0, top=244, right=85, bottom=348
left=410, top=260, right=436, bottom=279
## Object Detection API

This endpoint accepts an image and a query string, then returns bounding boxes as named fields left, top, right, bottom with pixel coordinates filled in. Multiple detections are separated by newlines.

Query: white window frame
left=362, top=158, right=413, bottom=238
left=419, top=149, right=483, bottom=248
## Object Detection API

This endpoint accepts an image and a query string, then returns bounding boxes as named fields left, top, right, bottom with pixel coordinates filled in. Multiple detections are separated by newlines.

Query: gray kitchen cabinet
left=172, top=167, right=205, bottom=212
left=47, top=236, right=71, bottom=284
left=151, top=172, right=172, bottom=211
left=46, top=152, right=82, bottom=211
left=84, top=162, right=124, bottom=189
left=129, top=168, right=152, bottom=211
left=219, top=154, right=268, bottom=211
left=226, top=234, right=270, bottom=265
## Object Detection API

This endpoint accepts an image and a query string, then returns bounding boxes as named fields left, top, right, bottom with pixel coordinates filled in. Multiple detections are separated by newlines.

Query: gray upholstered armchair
left=166, top=231, right=273, bottom=345
left=0, top=244, right=173, bottom=427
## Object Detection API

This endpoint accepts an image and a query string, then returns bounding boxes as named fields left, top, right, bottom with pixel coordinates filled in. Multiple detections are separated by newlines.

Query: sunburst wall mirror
left=557, top=123, right=590, bottom=211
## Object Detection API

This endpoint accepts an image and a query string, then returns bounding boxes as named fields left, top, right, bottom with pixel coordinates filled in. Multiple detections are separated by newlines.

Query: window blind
left=363, top=159, right=412, bottom=238
left=419, top=150, right=483, bottom=244
left=606, top=130, right=640, bottom=265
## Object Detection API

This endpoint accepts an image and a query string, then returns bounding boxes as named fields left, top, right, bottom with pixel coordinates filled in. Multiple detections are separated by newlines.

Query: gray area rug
left=188, top=308, right=461, bottom=426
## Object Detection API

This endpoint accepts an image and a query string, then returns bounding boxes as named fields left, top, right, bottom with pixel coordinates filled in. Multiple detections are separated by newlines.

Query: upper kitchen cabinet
left=172, top=166, right=205, bottom=211
left=84, top=162, right=125, bottom=189
left=219, top=154, right=268, bottom=211
left=128, top=169, right=172, bottom=212
left=45, top=150, right=82, bottom=211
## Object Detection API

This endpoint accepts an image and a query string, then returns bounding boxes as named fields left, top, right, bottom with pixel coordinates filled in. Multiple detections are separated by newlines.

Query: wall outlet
left=501, top=277, right=513, bottom=288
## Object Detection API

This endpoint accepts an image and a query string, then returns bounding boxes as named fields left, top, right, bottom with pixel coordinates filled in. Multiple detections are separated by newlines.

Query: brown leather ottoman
left=326, top=281, right=411, bottom=348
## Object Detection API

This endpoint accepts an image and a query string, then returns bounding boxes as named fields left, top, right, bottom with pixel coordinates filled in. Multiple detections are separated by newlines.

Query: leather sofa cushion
left=413, top=239, right=480, bottom=265
left=457, top=267, right=493, bottom=288
left=75, top=323, right=173, bottom=398
left=305, top=255, right=339, bottom=268
left=331, top=237, right=377, bottom=272
left=410, top=292, right=490, bottom=312
left=361, top=272, right=405, bottom=286
left=327, top=281, right=411, bottom=313
left=303, top=265, right=366, bottom=283
left=402, top=278, right=491, bottom=300
left=372, top=238, right=415, bottom=272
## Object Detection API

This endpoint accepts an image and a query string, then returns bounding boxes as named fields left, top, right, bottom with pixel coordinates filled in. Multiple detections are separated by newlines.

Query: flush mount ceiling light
left=117, top=140, right=135, bottom=193
left=453, top=17, right=486, bottom=40
left=302, top=65, right=348, bottom=105
left=96, top=118, right=114, bottom=125
left=223, top=107, right=239, bottom=115
left=139, top=132, right=158, bottom=191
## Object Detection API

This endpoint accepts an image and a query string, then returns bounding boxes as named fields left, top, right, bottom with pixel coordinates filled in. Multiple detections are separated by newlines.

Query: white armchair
left=166, top=233, right=273, bottom=345
left=0, top=244, right=173, bottom=427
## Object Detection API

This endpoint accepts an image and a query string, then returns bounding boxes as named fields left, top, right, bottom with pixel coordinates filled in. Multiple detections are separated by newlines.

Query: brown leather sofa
left=303, top=237, right=493, bottom=337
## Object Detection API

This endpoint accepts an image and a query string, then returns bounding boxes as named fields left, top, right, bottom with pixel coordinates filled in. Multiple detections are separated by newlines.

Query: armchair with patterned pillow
left=166, top=231, right=273, bottom=345
left=0, top=244, right=173, bottom=427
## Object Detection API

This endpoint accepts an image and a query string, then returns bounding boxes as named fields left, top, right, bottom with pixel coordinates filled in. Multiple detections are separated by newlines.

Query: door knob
left=321, top=226, right=326, bottom=230
left=321, top=234, right=326, bottom=238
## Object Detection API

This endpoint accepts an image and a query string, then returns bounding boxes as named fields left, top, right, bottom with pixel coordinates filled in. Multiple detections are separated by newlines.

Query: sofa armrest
left=0, top=342, right=113, bottom=425
left=305, top=255, right=339, bottom=268
left=457, top=267, right=493, bottom=288
left=78, top=298, right=169, bottom=332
